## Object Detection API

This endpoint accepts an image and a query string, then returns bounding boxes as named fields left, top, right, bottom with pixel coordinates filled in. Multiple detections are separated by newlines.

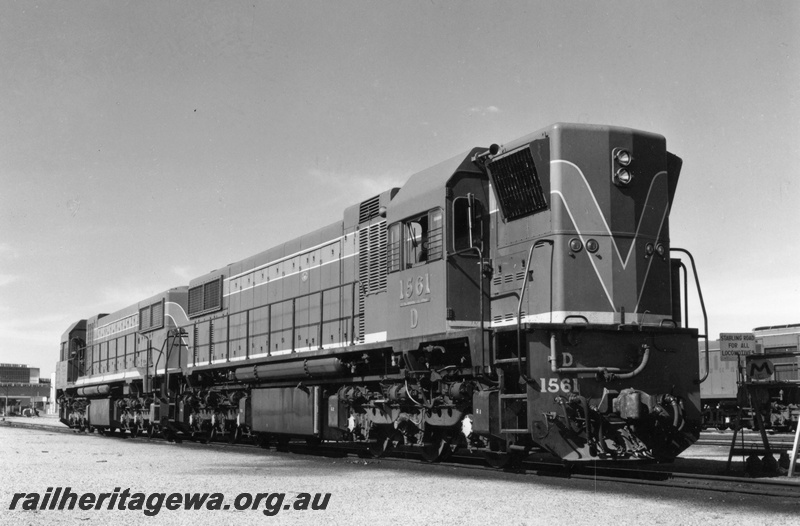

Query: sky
left=1, top=1, right=798, bottom=377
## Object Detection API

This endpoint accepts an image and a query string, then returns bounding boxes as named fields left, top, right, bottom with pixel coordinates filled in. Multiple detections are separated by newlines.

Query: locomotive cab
left=385, top=150, right=490, bottom=346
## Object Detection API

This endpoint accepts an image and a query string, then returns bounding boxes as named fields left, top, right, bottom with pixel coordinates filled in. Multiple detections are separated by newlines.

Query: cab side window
left=387, top=209, right=443, bottom=272
left=405, top=216, right=427, bottom=266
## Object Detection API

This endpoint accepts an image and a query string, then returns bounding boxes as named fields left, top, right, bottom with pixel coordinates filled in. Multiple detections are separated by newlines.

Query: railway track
left=524, top=461, right=800, bottom=499
left=382, top=450, right=800, bottom=499
left=697, top=431, right=796, bottom=449
left=698, top=438, right=795, bottom=449
left=6, top=418, right=798, bottom=499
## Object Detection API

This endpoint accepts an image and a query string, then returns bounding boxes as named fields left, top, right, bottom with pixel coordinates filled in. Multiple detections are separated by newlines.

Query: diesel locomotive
left=700, top=325, right=800, bottom=432
left=56, top=122, right=707, bottom=464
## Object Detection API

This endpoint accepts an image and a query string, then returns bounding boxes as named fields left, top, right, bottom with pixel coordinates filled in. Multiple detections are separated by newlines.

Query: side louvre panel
left=358, top=221, right=388, bottom=295
left=188, top=276, right=223, bottom=317
left=359, top=195, right=381, bottom=224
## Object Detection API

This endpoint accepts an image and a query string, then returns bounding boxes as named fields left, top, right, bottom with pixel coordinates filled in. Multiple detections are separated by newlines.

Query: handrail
left=136, top=331, right=154, bottom=393
left=448, top=245, right=488, bottom=371
left=678, top=261, right=689, bottom=325
left=516, top=240, right=553, bottom=383
left=151, top=337, right=169, bottom=397
left=549, top=332, right=651, bottom=381
left=671, top=248, right=710, bottom=384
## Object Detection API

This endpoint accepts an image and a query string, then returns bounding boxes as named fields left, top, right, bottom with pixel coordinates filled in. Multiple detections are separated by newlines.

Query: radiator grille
left=487, top=147, right=548, bottom=220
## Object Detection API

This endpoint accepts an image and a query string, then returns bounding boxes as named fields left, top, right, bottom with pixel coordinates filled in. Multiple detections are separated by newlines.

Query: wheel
left=484, top=439, right=524, bottom=469
left=761, top=454, right=779, bottom=475
left=367, top=425, right=394, bottom=458
left=745, top=454, right=763, bottom=477
left=205, top=427, right=217, bottom=444
left=228, top=425, right=242, bottom=445
left=257, top=434, right=271, bottom=449
left=485, top=450, right=511, bottom=468
left=162, top=427, right=181, bottom=443
left=779, top=451, right=791, bottom=470
left=421, top=428, right=455, bottom=463
left=483, top=438, right=506, bottom=468
left=275, top=437, right=290, bottom=452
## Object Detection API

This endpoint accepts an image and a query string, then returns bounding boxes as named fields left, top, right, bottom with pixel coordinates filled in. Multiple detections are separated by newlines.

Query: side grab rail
left=671, top=247, right=710, bottom=384
left=517, top=240, right=553, bottom=383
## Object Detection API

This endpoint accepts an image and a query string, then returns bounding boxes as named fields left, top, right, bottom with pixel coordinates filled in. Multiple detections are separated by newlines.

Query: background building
left=0, top=363, right=51, bottom=416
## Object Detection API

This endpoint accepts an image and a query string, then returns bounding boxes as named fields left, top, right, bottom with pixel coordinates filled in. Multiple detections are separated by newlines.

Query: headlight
left=614, top=168, right=633, bottom=186
left=615, top=149, right=632, bottom=166
left=586, top=239, right=599, bottom=253
left=612, top=148, right=633, bottom=186
left=569, top=238, right=583, bottom=253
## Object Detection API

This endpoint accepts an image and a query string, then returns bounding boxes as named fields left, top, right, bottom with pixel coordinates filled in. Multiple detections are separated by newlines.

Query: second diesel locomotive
left=57, top=122, right=706, bottom=463
left=700, top=326, right=800, bottom=432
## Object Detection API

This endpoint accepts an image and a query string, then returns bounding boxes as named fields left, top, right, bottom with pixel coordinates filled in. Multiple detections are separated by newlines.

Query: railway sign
left=719, top=332, right=756, bottom=361
left=747, top=357, right=774, bottom=380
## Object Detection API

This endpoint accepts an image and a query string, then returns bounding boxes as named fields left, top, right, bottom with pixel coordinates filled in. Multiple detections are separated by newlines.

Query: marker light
left=569, top=238, right=583, bottom=253
left=586, top=239, right=599, bottom=253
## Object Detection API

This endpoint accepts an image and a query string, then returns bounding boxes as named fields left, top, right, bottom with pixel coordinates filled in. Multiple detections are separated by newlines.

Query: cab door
left=446, top=175, right=491, bottom=329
